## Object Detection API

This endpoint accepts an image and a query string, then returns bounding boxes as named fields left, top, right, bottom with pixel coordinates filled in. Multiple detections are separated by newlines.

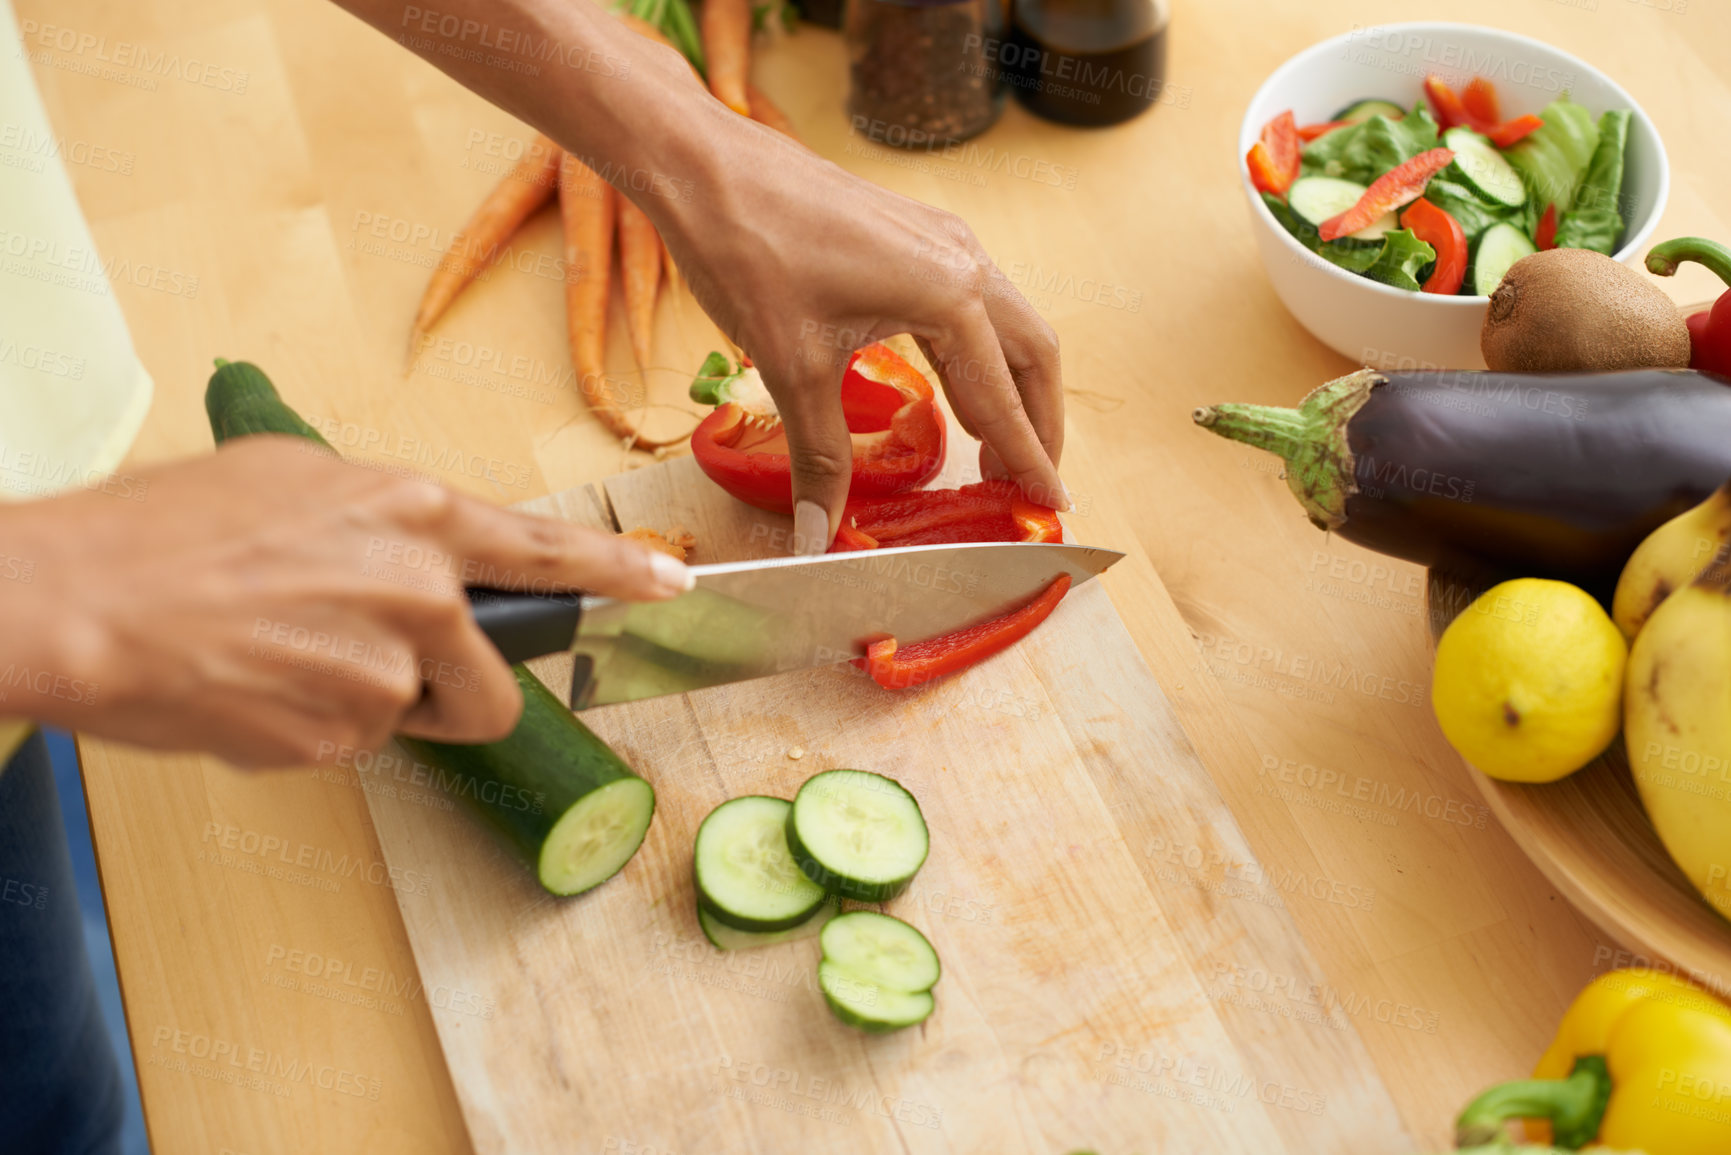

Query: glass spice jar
left=845, top=0, right=1005, bottom=149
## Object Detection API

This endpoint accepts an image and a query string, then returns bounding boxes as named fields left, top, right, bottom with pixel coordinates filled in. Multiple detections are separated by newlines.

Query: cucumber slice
left=539, top=776, right=657, bottom=895
left=818, top=962, right=935, bottom=1033
left=1330, top=98, right=1405, bottom=123
left=1286, top=177, right=1395, bottom=241
left=1443, top=128, right=1527, bottom=208
left=1471, top=222, right=1537, bottom=296
left=697, top=899, right=837, bottom=951
left=694, top=796, right=827, bottom=932
left=785, top=770, right=929, bottom=902
left=820, top=911, right=941, bottom=991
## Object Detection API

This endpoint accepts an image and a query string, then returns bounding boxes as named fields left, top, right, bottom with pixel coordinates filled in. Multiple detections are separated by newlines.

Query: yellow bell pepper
left=1455, top=968, right=1731, bottom=1154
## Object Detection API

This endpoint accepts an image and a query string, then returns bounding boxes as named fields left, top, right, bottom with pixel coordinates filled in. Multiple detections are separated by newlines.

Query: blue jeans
left=0, top=731, right=123, bottom=1153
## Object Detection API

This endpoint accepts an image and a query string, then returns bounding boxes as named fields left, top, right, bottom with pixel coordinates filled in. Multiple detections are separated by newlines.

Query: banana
left=1625, top=544, right=1731, bottom=921
left=1612, top=480, right=1731, bottom=640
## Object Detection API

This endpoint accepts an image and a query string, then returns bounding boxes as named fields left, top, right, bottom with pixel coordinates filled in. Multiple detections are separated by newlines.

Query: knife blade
left=467, top=540, right=1123, bottom=708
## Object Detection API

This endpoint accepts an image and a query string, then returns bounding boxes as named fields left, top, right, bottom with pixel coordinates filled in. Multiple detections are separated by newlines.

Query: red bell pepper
left=1246, top=111, right=1301, bottom=196
left=1425, top=75, right=1544, bottom=148
left=1535, top=202, right=1558, bottom=251
left=1647, top=237, right=1731, bottom=380
left=1399, top=197, right=1467, bottom=296
left=863, top=574, right=1071, bottom=689
left=1462, top=77, right=1501, bottom=127
left=1297, top=119, right=1350, bottom=142
left=829, top=480, right=1063, bottom=552
left=1319, top=148, right=1455, bottom=242
left=687, top=343, right=945, bottom=513
left=1486, top=114, right=1543, bottom=148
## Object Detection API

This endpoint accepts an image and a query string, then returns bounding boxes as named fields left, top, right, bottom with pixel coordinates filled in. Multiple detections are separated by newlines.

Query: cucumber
left=205, top=358, right=657, bottom=897
left=697, top=899, right=837, bottom=951
left=1471, top=222, right=1538, bottom=296
left=1330, top=98, right=1405, bottom=123
left=785, top=769, right=929, bottom=902
left=397, top=674, right=655, bottom=896
left=1443, top=128, right=1527, bottom=208
left=817, top=912, right=939, bottom=1032
left=694, top=796, right=827, bottom=931
left=1286, top=176, right=1396, bottom=240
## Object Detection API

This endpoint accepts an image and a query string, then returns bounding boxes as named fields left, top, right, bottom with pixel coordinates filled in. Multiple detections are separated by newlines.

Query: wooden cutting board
left=360, top=453, right=1412, bottom=1154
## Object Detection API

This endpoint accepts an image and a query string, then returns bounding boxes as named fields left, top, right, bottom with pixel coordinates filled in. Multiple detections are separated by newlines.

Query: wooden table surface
left=25, top=0, right=1731, bottom=1150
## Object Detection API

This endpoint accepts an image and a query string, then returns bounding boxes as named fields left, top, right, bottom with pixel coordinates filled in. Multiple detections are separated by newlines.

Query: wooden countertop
left=26, top=0, right=1731, bottom=1149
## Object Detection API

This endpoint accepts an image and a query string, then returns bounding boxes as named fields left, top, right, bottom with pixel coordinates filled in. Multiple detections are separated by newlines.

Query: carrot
left=614, top=187, right=661, bottom=370
left=700, top=0, right=751, bottom=115
left=662, top=234, right=678, bottom=292
left=560, top=154, right=680, bottom=448
left=745, top=84, right=797, bottom=140
left=409, top=133, right=561, bottom=360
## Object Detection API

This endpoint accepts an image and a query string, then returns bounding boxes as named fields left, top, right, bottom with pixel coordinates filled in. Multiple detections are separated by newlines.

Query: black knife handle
left=466, top=588, right=583, bottom=665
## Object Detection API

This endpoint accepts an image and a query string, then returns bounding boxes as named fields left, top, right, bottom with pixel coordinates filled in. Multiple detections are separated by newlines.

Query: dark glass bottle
left=1003, top=0, right=1170, bottom=127
left=846, top=0, right=1006, bottom=149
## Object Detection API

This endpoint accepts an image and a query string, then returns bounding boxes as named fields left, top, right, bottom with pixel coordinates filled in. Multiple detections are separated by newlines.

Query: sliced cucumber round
left=1331, top=98, right=1406, bottom=123
left=697, top=899, right=836, bottom=951
left=816, top=912, right=940, bottom=1032
left=786, top=770, right=929, bottom=902
left=694, top=796, right=827, bottom=932
left=1443, top=128, right=1527, bottom=208
left=1286, top=177, right=1395, bottom=241
left=818, top=962, right=935, bottom=1033
left=1471, top=222, right=1538, bottom=296
left=820, top=911, right=941, bottom=991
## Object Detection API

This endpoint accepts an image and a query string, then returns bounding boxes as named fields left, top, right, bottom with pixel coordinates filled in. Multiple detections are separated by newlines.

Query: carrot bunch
left=406, top=9, right=799, bottom=448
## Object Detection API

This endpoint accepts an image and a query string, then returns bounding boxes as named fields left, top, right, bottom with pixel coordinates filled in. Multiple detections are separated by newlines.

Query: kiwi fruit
left=1480, top=248, right=1692, bottom=373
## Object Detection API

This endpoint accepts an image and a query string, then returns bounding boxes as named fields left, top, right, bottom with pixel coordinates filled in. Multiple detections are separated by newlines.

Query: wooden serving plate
left=1426, top=567, right=1731, bottom=989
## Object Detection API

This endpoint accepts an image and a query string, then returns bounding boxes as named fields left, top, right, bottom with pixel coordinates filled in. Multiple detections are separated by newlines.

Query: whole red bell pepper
left=863, top=574, right=1071, bottom=689
left=1399, top=197, right=1467, bottom=295
left=687, top=344, right=945, bottom=513
left=1647, top=236, right=1731, bottom=380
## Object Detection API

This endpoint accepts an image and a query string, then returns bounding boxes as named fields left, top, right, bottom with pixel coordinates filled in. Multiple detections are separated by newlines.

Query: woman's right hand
left=0, top=437, right=691, bottom=768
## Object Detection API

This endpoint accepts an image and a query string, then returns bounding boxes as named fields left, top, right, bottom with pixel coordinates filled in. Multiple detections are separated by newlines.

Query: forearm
left=332, top=0, right=731, bottom=214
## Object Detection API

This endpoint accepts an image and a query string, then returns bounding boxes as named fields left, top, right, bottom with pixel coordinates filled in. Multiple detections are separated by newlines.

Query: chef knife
left=466, top=540, right=1123, bottom=708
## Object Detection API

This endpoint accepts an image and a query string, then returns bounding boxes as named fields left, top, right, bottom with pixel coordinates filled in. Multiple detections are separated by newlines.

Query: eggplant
left=1194, top=368, right=1731, bottom=598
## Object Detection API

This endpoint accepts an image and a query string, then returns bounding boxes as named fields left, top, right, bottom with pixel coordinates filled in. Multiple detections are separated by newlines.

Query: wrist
left=0, top=503, right=109, bottom=727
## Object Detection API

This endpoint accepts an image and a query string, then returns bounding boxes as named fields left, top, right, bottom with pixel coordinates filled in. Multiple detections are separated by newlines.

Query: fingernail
left=1058, top=481, right=1074, bottom=512
left=649, top=550, right=695, bottom=593
left=794, top=501, right=830, bottom=556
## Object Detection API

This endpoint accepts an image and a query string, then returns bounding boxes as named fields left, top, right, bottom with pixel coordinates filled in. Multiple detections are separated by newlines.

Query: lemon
left=1431, top=578, right=1627, bottom=783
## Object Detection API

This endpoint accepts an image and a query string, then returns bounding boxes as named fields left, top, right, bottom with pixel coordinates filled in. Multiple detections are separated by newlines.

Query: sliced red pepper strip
left=1486, top=114, right=1543, bottom=149
left=1424, top=76, right=1470, bottom=132
left=1535, top=202, right=1558, bottom=251
left=688, top=343, right=945, bottom=513
left=1246, top=111, right=1300, bottom=196
left=864, top=574, right=1072, bottom=690
left=1319, top=148, right=1455, bottom=242
left=1462, top=77, right=1501, bottom=128
left=1399, top=197, right=1467, bottom=296
left=831, top=480, right=1061, bottom=551
left=1297, top=119, right=1350, bottom=142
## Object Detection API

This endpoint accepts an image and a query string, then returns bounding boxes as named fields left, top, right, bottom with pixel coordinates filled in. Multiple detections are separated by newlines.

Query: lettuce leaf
left=1301, top=103, right=1441, bottom=186
left=1360, top=228, right=1437, bottom=292
left=1504, top=97, right=1600, bottom=212
left=1261, top=192, right=1382, bottom=274
left=1554, top=109, right=1630, bottom=255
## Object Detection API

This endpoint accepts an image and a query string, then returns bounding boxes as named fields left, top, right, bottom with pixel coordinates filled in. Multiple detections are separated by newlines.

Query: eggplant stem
left=1453, top=1056, right=1612, bottom=1151
left=1192, top=368, right=1382, bottom=531
left=1646, top=236, right=1731, bottom=287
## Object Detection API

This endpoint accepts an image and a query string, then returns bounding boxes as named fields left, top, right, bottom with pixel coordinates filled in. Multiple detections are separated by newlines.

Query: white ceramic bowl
left=1239, top=22, right=1669, bottom=370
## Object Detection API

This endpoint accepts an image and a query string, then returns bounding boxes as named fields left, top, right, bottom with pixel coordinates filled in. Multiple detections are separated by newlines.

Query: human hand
left=643, top=98, right=1068, bottom=550
left=1, top=437, right=690, bottom=768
